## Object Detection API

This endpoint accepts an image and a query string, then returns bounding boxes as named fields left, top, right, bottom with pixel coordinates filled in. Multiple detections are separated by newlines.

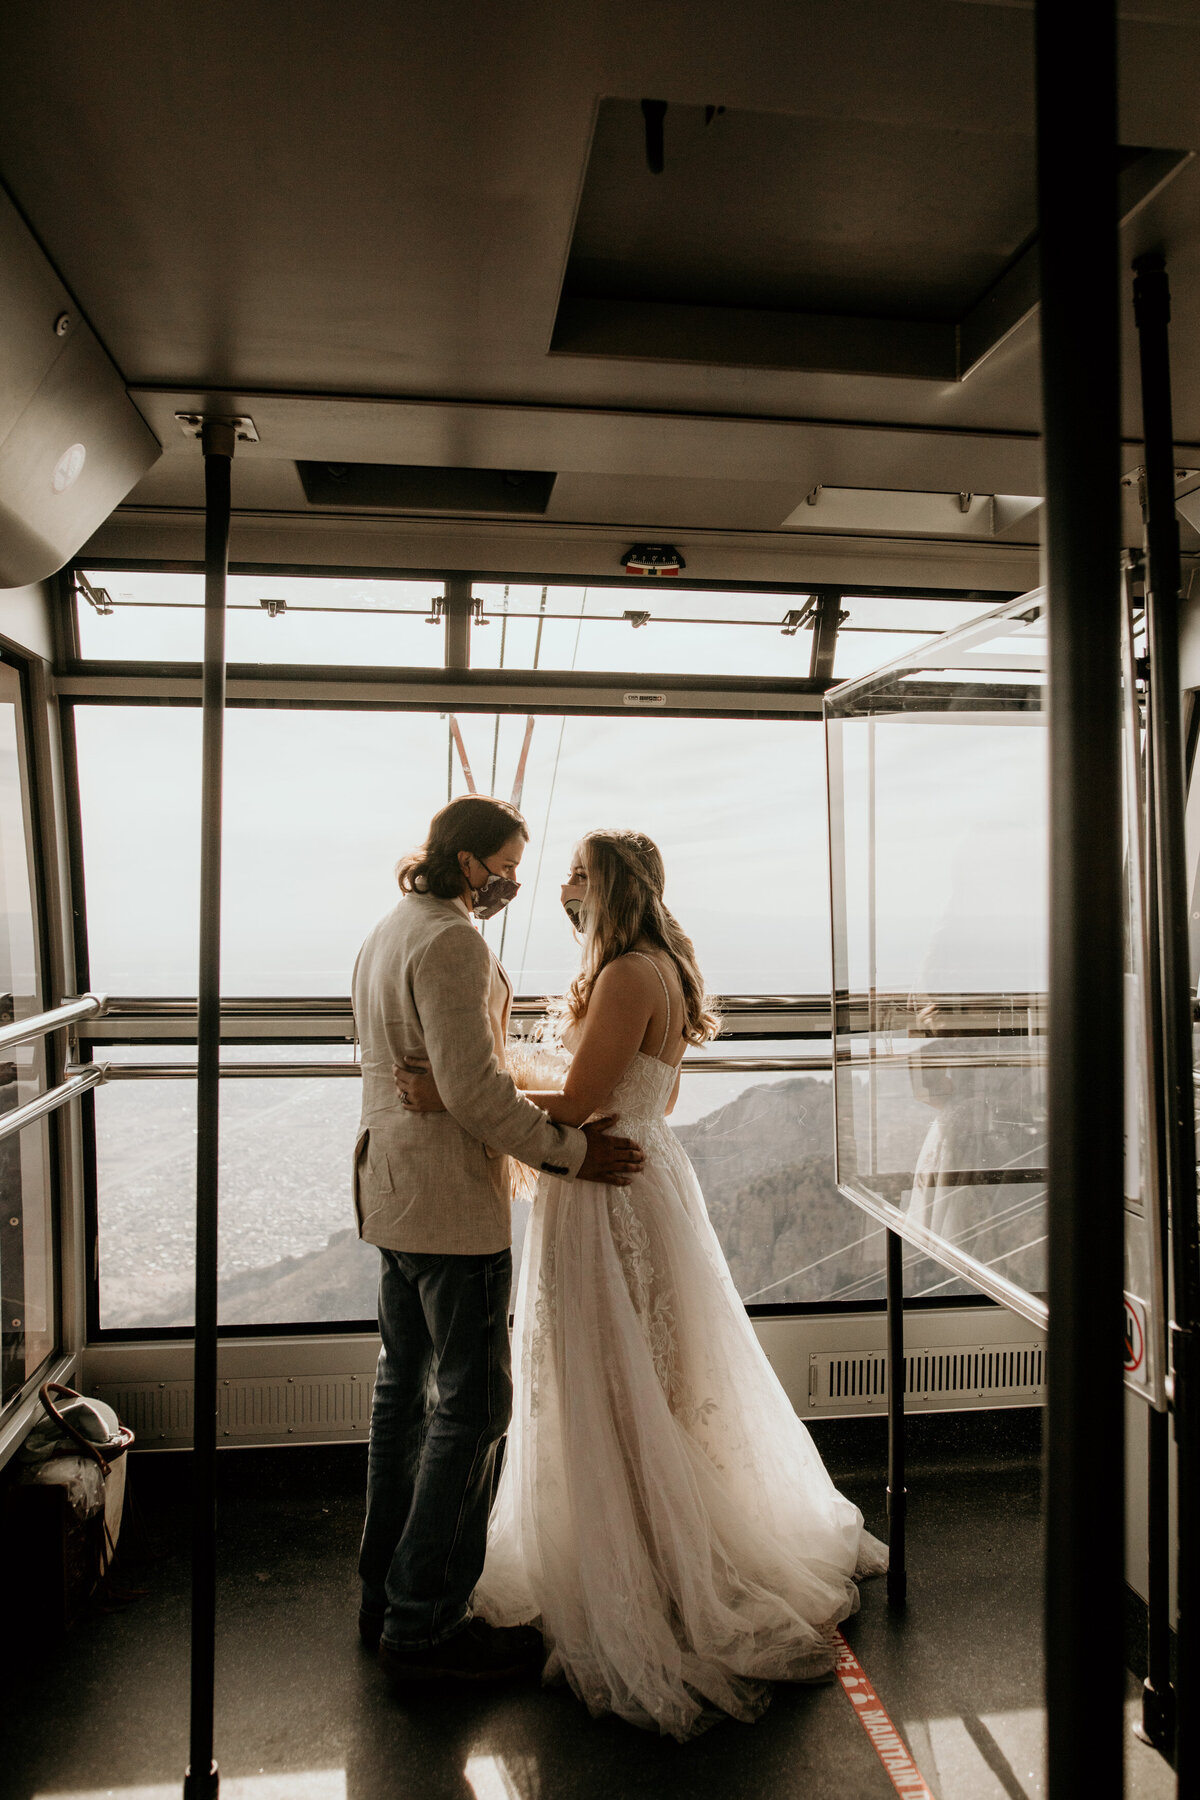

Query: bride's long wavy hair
left=563, top=829, right=719, bottom=1045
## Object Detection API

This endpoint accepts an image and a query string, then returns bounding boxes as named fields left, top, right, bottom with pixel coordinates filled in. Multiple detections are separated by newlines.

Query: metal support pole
left=183, top=417, right=234, bottom=1800
left=1141, top=620, right=1178, bottom=1758
left=1036, top=5, right=1125, bottom=1797
left=885, top=1227, right=907, bottom=1608
left=1134, top=250, right=1200, bottom=1797
left=444, top=574, right=472, bottom=670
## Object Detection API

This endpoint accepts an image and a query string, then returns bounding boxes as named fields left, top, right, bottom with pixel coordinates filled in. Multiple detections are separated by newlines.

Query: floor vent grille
left=808, top=1342, right=1045, bottom=1412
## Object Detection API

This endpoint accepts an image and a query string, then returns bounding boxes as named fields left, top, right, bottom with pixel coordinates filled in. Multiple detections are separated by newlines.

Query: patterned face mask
left=471, top=870, right=520, bottom=919
left=561, top=895, right=586, bottom=928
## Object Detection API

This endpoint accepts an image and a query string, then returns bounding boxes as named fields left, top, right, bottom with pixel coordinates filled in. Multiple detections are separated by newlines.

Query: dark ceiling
left=1, top=2, right=1199, bottom=553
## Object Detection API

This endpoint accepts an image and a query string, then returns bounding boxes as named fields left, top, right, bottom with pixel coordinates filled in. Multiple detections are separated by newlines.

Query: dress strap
left=629, top=951, right=674, bottom=1060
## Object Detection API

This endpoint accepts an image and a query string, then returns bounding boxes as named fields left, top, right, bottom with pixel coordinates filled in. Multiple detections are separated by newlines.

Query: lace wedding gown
left=476, top=959, right=887, bottom=1739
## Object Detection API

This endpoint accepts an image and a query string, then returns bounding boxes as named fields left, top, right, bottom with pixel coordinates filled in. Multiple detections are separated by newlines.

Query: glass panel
left=470, top=582, right=818, bottom=678
left=0, top=675, right=54, bottom=1401
left=831, top=631, right=939, bottom=681
left=93, top=1032, right=973, bottom=1326
left=94, top=1057, right=893, bottom=1327
left=74, top=706, right=832, bottom=997
left=823, top=593, right=1173, bottom=1346
left=828, top=595, right=1001, bottom=681
left=828, top=596, right=1051, bottom=1323
left=76, top=570, right=445, bottom=667
left=94, top=1045, right=373, bottom=1330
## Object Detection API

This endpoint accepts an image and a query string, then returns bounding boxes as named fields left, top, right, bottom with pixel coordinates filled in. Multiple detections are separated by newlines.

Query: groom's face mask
left=469, top=854, right=521, bottom=920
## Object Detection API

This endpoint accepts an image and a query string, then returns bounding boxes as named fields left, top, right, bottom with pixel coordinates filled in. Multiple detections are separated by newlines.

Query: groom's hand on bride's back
left=578, top=1116, right=645, bottom=1186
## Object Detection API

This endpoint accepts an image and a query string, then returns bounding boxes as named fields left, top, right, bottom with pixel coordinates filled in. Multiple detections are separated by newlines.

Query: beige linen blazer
left=351, top=890, right=587, bottom=1254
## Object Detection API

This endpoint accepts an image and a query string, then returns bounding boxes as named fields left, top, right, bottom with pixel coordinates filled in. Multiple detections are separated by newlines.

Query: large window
left=68, top=564, right=1013, bottom=1335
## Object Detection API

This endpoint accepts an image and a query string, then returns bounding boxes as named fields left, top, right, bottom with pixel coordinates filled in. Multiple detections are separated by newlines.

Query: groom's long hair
left=563, top=830, right=719, bottom=1045
left=397, top=795, right=528, bottom=898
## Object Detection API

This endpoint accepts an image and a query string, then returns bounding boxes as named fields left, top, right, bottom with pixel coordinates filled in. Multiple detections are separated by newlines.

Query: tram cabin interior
left=1, top=5, right=1199, bottom=1798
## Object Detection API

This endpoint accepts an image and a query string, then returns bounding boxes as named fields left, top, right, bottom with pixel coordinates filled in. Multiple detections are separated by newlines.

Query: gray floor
left=2, top=1417, right=1176, bottom=1800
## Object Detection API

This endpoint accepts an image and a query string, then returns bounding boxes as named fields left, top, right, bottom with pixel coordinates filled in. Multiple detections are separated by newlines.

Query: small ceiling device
left=621, top=544, right=685, bottom=576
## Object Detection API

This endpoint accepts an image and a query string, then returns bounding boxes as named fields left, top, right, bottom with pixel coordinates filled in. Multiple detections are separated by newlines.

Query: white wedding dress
left=475, top=958, right=887, bottom=1740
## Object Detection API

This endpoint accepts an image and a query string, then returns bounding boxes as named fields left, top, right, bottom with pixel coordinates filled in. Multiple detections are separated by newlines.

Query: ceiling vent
left=295, top=461, right=557, bottom=514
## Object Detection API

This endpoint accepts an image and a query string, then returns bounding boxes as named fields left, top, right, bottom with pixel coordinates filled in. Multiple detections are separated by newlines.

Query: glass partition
left=826, top=587, right=1165, bottom=1401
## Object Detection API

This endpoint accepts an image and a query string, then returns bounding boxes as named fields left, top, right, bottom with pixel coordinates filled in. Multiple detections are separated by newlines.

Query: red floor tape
left=834, top=1632, right=937, bottom=1799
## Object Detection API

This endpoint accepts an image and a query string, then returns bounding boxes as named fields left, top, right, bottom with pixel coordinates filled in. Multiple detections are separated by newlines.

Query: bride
left=397, top=827, right=886, bottom=1739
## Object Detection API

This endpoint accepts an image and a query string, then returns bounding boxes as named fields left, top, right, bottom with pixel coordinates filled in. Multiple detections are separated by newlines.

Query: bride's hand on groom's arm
left=393, top=1056, right=446, bottom=1112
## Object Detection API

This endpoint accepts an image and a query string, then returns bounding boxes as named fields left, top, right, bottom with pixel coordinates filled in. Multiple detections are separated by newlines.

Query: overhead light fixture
left=780, top=488, right=1042, bottom=537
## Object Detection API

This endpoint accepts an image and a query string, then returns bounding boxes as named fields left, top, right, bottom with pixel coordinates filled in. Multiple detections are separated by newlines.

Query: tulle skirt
left=475, top=1118, right=887, bottom=1739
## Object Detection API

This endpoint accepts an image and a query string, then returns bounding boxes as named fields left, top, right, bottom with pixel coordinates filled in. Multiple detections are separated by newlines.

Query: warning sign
left=1124, top=1294, right=1147, bottom=1377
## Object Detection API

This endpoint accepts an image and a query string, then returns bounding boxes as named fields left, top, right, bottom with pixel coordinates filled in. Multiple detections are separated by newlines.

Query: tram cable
left=512, top=589, right=589, bottom=986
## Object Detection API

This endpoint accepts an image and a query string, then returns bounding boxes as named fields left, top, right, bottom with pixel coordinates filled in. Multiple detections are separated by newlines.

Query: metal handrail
left=67, top=1054, right=836, bottom=1081
left=81, top=993, right=834, bottom=1018
left=68, top=1048, right=1051, bottom=1081
left=0, top=1067, right=104, bottom=1145
left=0, top=993, right=106, bottom=1055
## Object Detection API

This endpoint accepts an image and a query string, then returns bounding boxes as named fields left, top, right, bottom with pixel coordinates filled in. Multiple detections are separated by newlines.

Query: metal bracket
left=74, top=571, right=113, bottom=615
left=781, top=600, right=819, bottom=637
left=623, top=610, right=651, bottom=629
left=259, top=598, right=287, bottom=618
left=174, top=412, right=259, bottom=444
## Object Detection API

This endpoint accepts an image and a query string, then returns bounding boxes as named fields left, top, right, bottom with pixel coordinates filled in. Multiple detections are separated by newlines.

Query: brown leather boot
left=378, top=1618, right=543, bottom=1685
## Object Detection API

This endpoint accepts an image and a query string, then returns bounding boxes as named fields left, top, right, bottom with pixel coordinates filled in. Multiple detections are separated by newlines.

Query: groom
left=351, top=794, right=643, bottom=1684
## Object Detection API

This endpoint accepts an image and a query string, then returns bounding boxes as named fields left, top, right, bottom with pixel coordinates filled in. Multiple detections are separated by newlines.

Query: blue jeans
left=358, top=1246, right=513, bottom=1650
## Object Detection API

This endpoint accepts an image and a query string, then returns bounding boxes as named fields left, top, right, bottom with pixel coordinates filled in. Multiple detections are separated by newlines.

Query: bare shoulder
left=592, top=954, right=658, bottom=1003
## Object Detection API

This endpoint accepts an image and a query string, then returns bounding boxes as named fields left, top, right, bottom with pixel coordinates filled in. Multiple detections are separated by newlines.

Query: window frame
left=0, top=646, right=68, bottom=1421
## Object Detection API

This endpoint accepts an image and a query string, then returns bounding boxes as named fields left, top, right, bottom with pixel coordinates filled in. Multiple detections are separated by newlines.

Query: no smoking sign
left=1124, top=1294, right=1147, bottom=1377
